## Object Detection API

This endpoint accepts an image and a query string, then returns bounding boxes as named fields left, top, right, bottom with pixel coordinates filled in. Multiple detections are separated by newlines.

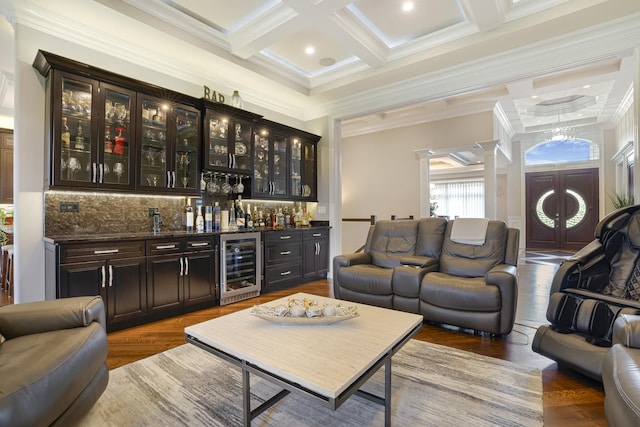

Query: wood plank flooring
left=105, top=260, right=606, bottom=426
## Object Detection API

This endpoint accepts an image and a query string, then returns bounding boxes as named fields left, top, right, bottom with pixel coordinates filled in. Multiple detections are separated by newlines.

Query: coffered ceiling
left=1, top=0, right=640, bottom=148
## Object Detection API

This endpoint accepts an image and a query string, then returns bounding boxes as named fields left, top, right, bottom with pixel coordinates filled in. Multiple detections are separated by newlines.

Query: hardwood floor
left=105, top=259, right=607, bottom=426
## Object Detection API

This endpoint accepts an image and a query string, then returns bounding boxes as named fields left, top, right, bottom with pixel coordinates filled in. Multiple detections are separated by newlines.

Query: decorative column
left=477, top=140, right=500, bottom=220
left=414, top=148, right=433, bottom=218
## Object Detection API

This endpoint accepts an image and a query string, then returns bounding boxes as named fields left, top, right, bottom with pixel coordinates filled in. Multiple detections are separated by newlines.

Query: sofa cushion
left=415, top=218, right=447, bottom=258
left=336, top=264, right=394, bottom=295
left=368, top=220, right=419, bottom=268
left=0, top=324, right=107, bottom=427
left=420, top=272, right=501, bottom=312
left=439, top=220, right=507, bottom=277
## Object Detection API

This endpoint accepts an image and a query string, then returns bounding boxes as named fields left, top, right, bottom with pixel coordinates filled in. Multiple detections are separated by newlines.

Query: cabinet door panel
left=59, top=260, right=104, bottom=298
left=147, top=255, right=183, bottom=311
left=108, top=257, right=147, bottom=324
left=184, top=251, right=215, bottom=305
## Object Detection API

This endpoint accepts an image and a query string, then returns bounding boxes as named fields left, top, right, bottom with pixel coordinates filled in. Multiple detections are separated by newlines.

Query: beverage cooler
left=219, top=232, right=262, bottom=305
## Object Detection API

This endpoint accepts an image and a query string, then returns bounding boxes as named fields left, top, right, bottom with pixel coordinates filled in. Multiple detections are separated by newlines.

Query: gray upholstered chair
left=0, top=296, right=109, bottom=427
left=603, top=314, right=640, bottom=426
left=419, top=219, right=520, bottom=335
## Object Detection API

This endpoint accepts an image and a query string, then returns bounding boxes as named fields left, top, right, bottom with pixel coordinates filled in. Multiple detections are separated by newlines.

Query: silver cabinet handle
left=185, top=257, right=189, bottom=276
left=316, top=242, right=320, bottom=255
left=179, top=257, right=184, bottom=276
left=94, top=249, right=119, bottom=255
left=280, top=235, right=291, bottom=240
left=280, top=270, right=292, bottom=276
left=280, top=250, right=291, bottom=255
left=101, top=266, right=106, bottom=288
left=166, top=171, right=171, bottom=188
left=92, top=162, right=97, bottom=183
left=99, top=163, right=104, bottom=184
left=172, top=171, right=176, bottom=188
left=108, top=265, right=113, bottom=287
left=190, top=242, right=209, bottom=247
left=313, top=233, right=322, bottom=237
left=156, top=244, right=176, bottom=250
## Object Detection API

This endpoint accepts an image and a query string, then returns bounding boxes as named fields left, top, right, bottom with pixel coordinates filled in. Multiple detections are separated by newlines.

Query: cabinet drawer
left=265, top=262, right=302, bottom=286
left=185, top=237, right=215, bottom=251
left=147, top=239, right=184, bottom=255
left=60, top=240, right=145, bottom=263
left=265, top=242, right=302, bottom=264
left=264, top=230, right=302, bottom=244
left=303, top=228, right=329, bottom=240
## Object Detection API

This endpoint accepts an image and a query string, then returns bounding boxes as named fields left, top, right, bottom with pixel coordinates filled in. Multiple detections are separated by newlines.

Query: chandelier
left=543, top=108, right=577, bottom=141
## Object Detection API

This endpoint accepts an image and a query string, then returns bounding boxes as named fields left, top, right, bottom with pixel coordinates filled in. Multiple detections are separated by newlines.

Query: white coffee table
left=185, top=292, right=423, bottom=426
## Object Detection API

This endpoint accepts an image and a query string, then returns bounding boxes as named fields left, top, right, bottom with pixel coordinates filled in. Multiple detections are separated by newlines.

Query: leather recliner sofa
left=333, top=218, right=520, bottom=335
left=0, top=296, right=109, bottom=427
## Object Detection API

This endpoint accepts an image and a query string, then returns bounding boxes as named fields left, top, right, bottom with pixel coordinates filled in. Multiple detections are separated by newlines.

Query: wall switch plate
left=148, top=208, right=159, bottom=217
left=60, top=201, right=79, bottom=213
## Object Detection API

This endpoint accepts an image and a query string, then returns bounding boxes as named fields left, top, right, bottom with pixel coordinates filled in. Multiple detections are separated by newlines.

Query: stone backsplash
left=45, top=191, right=319, bottom=235
left=45, top=191, right=186, bottom=235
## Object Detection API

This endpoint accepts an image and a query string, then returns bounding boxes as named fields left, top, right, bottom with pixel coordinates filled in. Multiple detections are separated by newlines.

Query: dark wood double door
left=526, top=168, right=599, bottom=251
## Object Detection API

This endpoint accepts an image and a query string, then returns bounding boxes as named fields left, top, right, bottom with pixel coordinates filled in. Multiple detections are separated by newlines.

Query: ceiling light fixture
left=544, top=108, right=577, bottom=141
left=305, top=46, right=315, bottom=55
left=402, top=1, right=414, bottom=12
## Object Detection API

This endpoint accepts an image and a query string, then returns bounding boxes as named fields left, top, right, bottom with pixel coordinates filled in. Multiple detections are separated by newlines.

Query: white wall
left=341, top=112, right=493, bottom=253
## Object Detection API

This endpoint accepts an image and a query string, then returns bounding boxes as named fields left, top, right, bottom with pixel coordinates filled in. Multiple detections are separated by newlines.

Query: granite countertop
left=45, top=226, right=330, bottom=244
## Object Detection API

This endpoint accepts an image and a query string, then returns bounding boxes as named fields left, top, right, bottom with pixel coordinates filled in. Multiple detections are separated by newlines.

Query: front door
left=526, top=168, right=599, bottom=251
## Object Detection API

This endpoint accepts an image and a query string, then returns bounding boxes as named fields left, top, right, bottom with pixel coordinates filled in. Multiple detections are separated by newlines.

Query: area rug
left=79, top=340, right=543, bottom=426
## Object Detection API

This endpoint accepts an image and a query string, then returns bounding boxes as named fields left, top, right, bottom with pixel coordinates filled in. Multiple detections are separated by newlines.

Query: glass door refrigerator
left=219, top=232, right=262, bottom=305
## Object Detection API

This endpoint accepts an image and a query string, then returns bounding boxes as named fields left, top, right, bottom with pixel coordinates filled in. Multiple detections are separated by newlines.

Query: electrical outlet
left=60, top=201, right=79, bottom=213
left=148, top=208, right=159, bottom=217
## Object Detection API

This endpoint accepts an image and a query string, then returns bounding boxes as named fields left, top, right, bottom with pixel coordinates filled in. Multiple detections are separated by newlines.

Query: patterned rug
left=79, top=340, right=543, bottom=426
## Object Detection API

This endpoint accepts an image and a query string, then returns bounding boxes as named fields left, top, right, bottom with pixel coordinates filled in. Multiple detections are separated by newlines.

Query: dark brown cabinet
left=137, top=97, right=200, bottom=193
left=202, top=102, right=260, bottom=174
left=146, top=237, right=216, bottom=314
left=303, top=228, right=329, bottom=279
left=263, top=230, right=303, bottom=289
left=0, top=129, right=13, bottom=204
left=56, top=241, right=147, bottom=329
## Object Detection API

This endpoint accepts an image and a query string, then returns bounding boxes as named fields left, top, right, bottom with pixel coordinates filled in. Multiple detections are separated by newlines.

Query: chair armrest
left=0, top=296, right=106, bottom=339
left=333, top=252, right=372, bottom=269
left=612, top=314, right=640, bottom=349
left=400, top=256, right=438, bottom=269
left=485, top=264, right=518, bottom=334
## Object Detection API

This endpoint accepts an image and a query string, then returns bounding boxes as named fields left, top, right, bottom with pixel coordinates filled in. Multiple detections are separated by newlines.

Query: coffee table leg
left=243, top=367, right=251, bottom=427
left=385, top=358, right=392, bottom=427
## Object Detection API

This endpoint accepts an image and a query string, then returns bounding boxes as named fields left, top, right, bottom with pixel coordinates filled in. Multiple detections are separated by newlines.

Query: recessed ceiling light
left=319, top=57, right=336, bottom=66
left=531, top=95, right=538, bottom=99
left=402, top=1, right=414, bottom=12
left=583, top=84, right=591, bottom=89
left=305, top=46, right=315, bottom=55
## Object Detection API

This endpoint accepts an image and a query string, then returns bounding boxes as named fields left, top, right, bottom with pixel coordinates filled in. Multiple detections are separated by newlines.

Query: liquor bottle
left=184, top=199, right=194, bottom=231
left=195, top=205, right=204, bottom=233
left=74, top=121, right=85, bottom=149
left=104, top=125, right=113, bottom=153
left=205, top=205, right=213, bottom=232
left=213, top=202, right=221, bottom=232
left=61, top=117, right=70, bottom=147
left=235, top=197, right=245, bottom=228
left=229, top=200, right=237, bottom=231
left=276, top=208, right=284, bottom=228
left=245, top=203, right=252, bottom=229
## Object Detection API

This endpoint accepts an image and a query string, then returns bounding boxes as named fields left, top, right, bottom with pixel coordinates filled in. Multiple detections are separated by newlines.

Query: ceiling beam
left=459, top=0, right=510, bottom=32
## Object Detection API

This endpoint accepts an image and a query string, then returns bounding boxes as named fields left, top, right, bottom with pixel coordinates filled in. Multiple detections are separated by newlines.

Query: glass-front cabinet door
left=100, top=83, right=135, bottom=190
left=252, top=126, right=288, bottom=198
left=203, top=106, right=256, bottom=174
left=137, top=96, right=200, bottom=193
left=55, top=72, right=97, bottom=187
left=138, top=96, right=169, bottom=190
left=290, top=138, right=317, bottom=200
left=174, top=106, right=200, bottom=192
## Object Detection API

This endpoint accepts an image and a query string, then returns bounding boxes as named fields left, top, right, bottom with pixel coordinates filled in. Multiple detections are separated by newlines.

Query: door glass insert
left=103, top=88, right=131, bottom=185
left=61, top=77, right=92, bottom=183
left=273, top=135, right=287, bottom=196
left=290, top=138, right=302, bottom=196
left=140, top=99, right=168, bottom=188
left=254, top=130, right=269, bottom=194
left=535, top=190, right=555, bottom=228
left=565, top=189, right=587, bottom=229
left=208, top=115, right=228, bottom=168
left=175, top=107, right=199, bottom=190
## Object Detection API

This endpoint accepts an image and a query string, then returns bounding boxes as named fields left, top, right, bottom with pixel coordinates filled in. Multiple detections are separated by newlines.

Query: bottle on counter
left=235, top=196, right=245, bottom=228
left=184, top=198, right=194, bottom=231
left=195, top=205, right=204, bottom=233
left=276, top=208, right=284, bottom=228
left=245, top=203, right=252, bottom=229
left=213, top=202, right=221, bottom=232
left=204, top=205, right=213, bottom=232
left=229, top=200, right=237, bottom=231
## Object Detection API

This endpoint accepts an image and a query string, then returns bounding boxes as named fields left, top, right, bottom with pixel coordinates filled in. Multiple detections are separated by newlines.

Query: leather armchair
left=533, top=205, right=640, bottom=381
left=0, top=296, right=109, bottom=427
left=603, top=314, right=640, bottom=426
left=419, top=220, right=520, bottom=335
